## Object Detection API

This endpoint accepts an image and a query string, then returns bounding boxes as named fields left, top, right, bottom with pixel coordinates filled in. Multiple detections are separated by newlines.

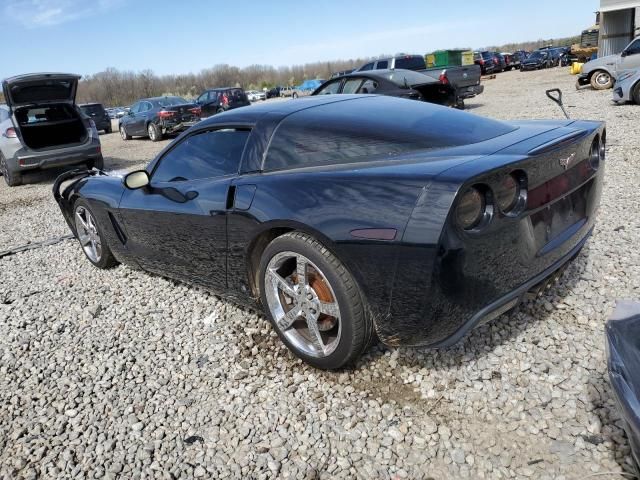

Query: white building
left=599, top=0, right=640, bottom=56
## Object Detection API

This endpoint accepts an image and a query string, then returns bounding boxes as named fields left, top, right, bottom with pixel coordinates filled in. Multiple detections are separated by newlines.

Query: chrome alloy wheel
left=120, top=126, right=127, bottom=140
left=75, top=206, right=102, bottom=263
left=148, top=124, right=156, bottom=140
left=595, top=71, right=611, bottom=86
left=265, top=252, right=341, bottom=358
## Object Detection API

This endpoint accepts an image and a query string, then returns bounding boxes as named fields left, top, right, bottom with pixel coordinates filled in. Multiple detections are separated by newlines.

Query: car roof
left=207, top=87, right=242, bottom=91
left=198, top=95, right=372, bottom=126
left=79, top=103, right=103, bottom=106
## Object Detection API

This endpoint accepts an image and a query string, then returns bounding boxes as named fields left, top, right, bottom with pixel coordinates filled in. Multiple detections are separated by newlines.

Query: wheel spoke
left=319, top=301, right=339, bottom=318
left=306, top=317, right=325, bottom=352
left=87, top=213, right=96, bottom=231
left=277, top=307, right=300, bottom=331
left=296, top=255, right=307, bottom=287
left=268, top=269, right=296, bottom=297
left=75, top=211, right=89, bottom=231
left=79, top=234, right=91, bottom=246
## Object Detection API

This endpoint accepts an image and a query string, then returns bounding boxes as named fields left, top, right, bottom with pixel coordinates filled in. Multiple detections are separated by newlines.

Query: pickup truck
left=354, top=54, right=483, bottom=108
left=577, top=36, right=640, bottom=90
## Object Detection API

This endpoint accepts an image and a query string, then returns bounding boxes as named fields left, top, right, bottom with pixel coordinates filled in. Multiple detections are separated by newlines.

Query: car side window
left=129, top=102, right=141, bottom=114
left=197, top=92, right=209, bottom=103
left=152, top=129, right=251, bottom=183
left=360, top=63, right=374, bottom=71
left=358, top=80, right=378, bottom=94
left=342, top=78, right=364, bottom=94
left=315, top=80, right=342, bottom=95
left=142, top=102, right=153, bottom=112
left=626, top=39, right=640, bottom=55
left=376, top=60, right=388, bottom=69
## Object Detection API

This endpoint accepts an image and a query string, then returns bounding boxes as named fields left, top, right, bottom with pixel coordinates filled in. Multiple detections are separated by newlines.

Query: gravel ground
left=1, top=68, right=639, bottom=479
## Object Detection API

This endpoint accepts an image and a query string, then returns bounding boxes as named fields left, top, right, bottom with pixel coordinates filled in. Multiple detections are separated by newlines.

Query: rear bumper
left=160, top=119, right=199, bottom=133
left=12, top=138, right=102, bottom=172
left=459, top=84, right=484, bottom=98
left=428, top=229, right=590, bottom=348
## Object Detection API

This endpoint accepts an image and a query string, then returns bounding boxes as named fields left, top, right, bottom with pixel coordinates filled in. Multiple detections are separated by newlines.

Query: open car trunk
left=15, top=103, right=87, bottom=150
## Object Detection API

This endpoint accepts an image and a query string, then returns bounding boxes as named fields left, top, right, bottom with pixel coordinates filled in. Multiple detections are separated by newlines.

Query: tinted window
left=394, top=56, right=425, bottom=70
left=315, top=80, right=342, bottom=95
left=342, top=78, right=363, bottom=94
left=80, top=104, right=104, bottom=115
left=358, top=80, right=378, bottom=94
left=360, top=63, right=374, bottom=71
left=153, top=129, right=250, bottom=182
left=626, top=39, right=640, bottom=55
left=376, top=60, right=389, bottom=69
left=157, top=97, right=187, bottom=107
left=264, top=97, right=516, bottom=171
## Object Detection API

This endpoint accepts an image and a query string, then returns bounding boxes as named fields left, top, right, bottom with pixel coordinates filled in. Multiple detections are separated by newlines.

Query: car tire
left=590, top=70, right=613, bottom=90
left=120, top=125, right=131, bottom=140
left=147, top=123, right=162, bottom=142
left=631, top=82, right=640, bottom=105
left=0, top=151, right=22, bottom=187
left=216, top=108, right=224, bottom=114
left=292, top=92, right=298, bottom=99
left=87, top=155, right=104, bottom=170
left=258, top=231, right=374, bottom=370
left=73, top=199, right=118, bottom=269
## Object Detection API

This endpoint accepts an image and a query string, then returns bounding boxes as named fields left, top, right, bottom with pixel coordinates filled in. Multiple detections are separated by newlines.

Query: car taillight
left=158, top=110, right=175, bottom=119
left=222, top=94, right=229, bottom=105
left=495, top=173, right=520, bottom=212
left=456, top=187, right=486, bottom=230
left=4, top=127, right=17, bottom=138
left=479, top=59, right=484, bottom=65
left=493, top=58, right=498, bottom=64
left=439, top=72, right=449, bottom=85
left=189, top=106, right=202, bottom=116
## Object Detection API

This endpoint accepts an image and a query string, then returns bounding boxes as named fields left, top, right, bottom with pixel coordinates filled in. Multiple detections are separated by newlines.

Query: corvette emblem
left=559, top=152, right=577, bottom=170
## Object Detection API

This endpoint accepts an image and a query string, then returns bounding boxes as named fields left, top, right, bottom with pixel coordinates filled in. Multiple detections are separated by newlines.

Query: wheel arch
left=245, top=220, right=340, bottom=298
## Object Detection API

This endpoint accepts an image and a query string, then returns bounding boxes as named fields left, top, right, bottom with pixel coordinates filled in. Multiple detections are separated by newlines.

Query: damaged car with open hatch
left=1, top=73, right=102, bottom=187
left=53, top=95, right=605, bottom=369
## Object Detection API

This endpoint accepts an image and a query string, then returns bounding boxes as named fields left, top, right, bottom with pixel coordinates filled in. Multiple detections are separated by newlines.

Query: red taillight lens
left=158, top=110, right=175, bottom=119
left=439, top=72, right=449, bottom=85
left=222, top=94, right=229, bottom=105
left=493, top=58, right=498, bottom=64
left=479, top=59, right=485, bottom=65
left=4, top=127, right=17, bottom=138
left=189, top=106, right=202, bottom=116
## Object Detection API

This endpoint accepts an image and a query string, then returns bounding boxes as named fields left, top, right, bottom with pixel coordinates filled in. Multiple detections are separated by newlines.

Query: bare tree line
left=76, top=58, right=369, bottom=107
left=0, top=34, right=583, bottom=107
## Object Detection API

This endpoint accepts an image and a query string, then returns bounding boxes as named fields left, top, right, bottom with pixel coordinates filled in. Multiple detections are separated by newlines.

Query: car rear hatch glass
left=2, top=73, right=80, bottom=107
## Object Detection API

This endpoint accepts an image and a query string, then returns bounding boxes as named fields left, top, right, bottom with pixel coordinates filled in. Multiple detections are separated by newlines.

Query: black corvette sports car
left=53, top=95, right=605, bottom=369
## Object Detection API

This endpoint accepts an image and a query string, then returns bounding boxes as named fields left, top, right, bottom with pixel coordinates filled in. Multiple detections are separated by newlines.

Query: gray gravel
left=1, top=68, right=639, bottom=479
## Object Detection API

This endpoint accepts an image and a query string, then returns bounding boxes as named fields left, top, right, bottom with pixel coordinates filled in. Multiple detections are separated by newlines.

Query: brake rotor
left=307, top=269, right=338, bottom=332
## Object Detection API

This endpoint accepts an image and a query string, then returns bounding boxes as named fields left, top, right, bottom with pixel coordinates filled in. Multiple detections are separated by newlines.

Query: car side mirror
left=621, top=50, right=628, bottom=57
left=124, top=170, right=150, bottom=189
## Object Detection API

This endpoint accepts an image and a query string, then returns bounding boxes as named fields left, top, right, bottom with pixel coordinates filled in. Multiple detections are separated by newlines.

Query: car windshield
left=395, top=56, right=425, bottom=70
left=529, top=52, right=547, bottom=60
left=157, top=97, right=187, bottom=106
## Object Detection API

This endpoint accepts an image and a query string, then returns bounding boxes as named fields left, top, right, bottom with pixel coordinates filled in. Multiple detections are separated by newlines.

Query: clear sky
left=1, top=0, right=599, bottom=79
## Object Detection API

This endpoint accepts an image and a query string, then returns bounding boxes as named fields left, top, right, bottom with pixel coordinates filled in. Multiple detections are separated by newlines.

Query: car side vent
left=108, top=212, right=127, bottom=245
left=226, top=185, right=237, bottom=210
